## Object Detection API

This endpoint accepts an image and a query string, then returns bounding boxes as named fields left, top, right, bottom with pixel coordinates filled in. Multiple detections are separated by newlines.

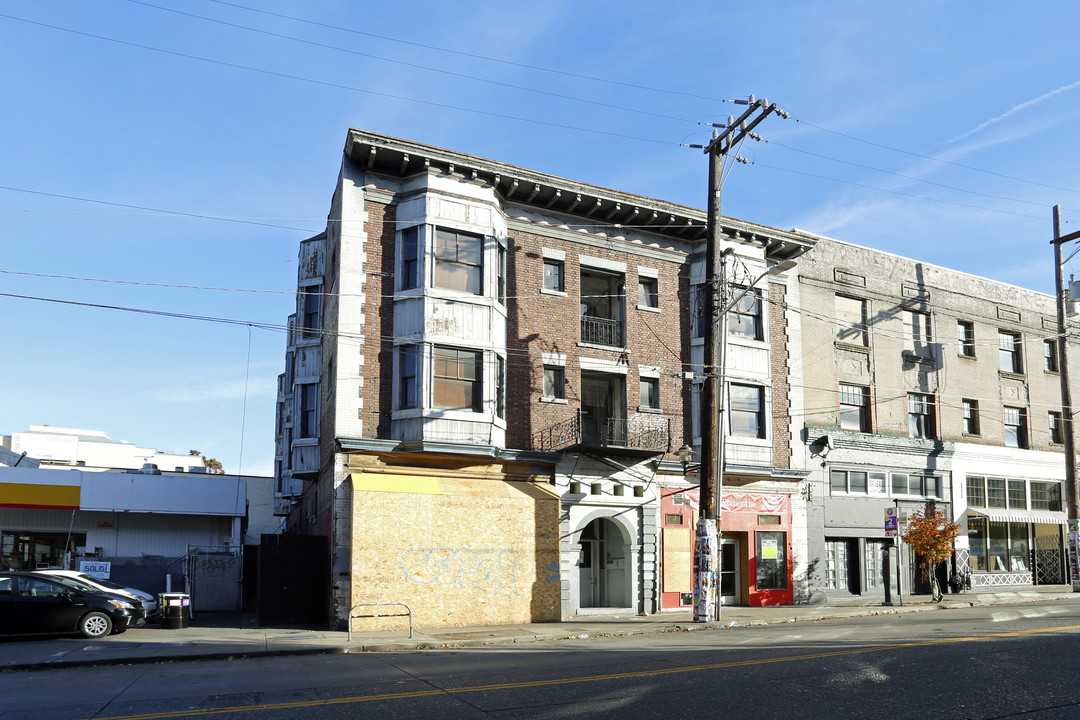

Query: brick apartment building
left=273, top=129, right=814, bottom=629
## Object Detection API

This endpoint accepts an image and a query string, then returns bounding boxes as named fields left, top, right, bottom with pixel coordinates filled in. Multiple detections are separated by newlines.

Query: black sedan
left=0, top=571, right=146, bottom=639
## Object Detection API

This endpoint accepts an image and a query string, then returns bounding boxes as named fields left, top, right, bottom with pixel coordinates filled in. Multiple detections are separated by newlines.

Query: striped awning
left=967, top=508, right=1067, bottom=525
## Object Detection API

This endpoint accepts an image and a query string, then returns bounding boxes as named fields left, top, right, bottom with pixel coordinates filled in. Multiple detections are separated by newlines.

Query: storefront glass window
left=1009, top=523, right=1029, bottom=572
left=1, top=531, right=86, bottom=570
left=968, top=518, right=986, bottom=572
left=988, top=522, right=1008, bottom=572
left=756, top=531, right=788, bottom=590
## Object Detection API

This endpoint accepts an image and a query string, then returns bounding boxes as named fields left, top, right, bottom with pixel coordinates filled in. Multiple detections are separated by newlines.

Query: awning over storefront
left=967, top=508, right=1067, bottom=525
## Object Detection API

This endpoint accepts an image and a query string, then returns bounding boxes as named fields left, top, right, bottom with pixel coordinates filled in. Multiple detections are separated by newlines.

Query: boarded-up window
left=835, top=295, right=867, bottom=345
left=904, top=310, right=933, bottom=357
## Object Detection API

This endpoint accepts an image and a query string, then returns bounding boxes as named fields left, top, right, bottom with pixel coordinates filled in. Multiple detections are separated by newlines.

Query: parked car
left=0, top=571, right=145, bottom=638
left=35, top=570, right=158, bottom=616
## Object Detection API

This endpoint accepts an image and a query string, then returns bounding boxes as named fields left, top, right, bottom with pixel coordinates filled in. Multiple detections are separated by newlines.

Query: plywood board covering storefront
left=350, top=472, right=561, bottom=631
left=662, top=527, right=692, bottom=592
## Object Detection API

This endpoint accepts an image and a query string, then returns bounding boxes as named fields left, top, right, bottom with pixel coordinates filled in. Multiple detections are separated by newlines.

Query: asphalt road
left=6, top=601, right=1080, bottom=720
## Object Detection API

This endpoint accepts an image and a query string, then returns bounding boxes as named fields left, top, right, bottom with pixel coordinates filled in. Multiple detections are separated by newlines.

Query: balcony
left=532, top=410, right=671, bottom=456
left=580, top=315, right=623, bottom=347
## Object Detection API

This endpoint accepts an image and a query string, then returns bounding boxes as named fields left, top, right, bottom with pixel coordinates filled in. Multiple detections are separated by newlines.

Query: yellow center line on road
left=87, top=623, right=1080, bottom=720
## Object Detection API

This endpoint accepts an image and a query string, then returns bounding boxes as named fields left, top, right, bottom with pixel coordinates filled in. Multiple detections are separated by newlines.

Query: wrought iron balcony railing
left=532, top=410, right=671, bottom=455
left=580, top=315, right=623, bottom=347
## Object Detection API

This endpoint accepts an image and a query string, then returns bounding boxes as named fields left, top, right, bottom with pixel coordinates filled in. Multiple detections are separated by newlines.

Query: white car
left=35, top=570, right=158, bottom=616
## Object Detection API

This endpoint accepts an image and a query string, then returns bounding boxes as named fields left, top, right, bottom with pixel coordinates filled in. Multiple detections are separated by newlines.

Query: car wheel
left=80, top=611, right=113, bottom=639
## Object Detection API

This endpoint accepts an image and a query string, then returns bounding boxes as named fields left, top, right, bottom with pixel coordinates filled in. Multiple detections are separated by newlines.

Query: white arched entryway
left=573, top=513, right=634, bottom=610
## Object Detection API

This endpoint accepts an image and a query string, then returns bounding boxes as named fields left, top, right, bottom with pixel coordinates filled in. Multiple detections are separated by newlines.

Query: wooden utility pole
left=1051, top=204, right=1080, bottom=591
left=695, top=97, right=786, bottom=622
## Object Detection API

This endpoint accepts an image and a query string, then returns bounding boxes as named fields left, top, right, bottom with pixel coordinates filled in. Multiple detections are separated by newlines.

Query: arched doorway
left=578, top=518, right=629, bottom=608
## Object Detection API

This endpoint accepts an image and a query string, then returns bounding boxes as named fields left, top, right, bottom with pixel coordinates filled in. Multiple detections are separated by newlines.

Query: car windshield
left=92, top=577, right=126, bottom=591
left=49, top=575, right=102, bottom=593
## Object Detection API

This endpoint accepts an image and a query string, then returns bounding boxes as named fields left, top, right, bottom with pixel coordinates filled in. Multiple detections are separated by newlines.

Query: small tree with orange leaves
left=902, top=506, right=961, bottom=601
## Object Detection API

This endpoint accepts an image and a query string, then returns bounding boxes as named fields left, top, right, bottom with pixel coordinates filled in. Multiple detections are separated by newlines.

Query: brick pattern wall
left=769, top=280, right=792, bottom=468
left=342, top=201, right=693, bottom=457
left=360, top=199, right=396, bottom=439
left=504, top=228, right=690, bottom=456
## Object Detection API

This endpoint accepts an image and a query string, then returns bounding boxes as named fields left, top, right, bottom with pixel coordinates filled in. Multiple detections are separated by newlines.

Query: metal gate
left=187, top=545, right=242, bottom=612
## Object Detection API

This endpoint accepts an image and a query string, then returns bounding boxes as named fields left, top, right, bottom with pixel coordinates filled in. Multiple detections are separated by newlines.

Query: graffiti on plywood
left=399, top=548, right=530, bottom=597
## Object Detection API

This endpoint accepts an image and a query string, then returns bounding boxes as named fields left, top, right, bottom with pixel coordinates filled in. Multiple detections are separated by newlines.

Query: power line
left=0, top=13, right=674, bottom=148
left=0, top=184, right=315, bottom=233
left=128, top=0, right=700, bottom=126
left=790, top=116, right=1080, bottom=197
left=746, top=161, right=1048, bottom=221
left=203, top=0, right=725, bottom=103
left=764, top=139, right=1079, bottom=213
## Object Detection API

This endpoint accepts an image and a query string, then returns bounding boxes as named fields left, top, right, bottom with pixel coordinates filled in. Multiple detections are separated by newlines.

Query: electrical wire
left=128, top=0, right=700, bottom=126
left=0, top=12, right=675, bottom=147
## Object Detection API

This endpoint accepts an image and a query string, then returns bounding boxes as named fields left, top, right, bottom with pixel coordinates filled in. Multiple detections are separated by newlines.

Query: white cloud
left=141, top=376, right=277, bottom=406
left=948, top=80, right=1080, bottom=144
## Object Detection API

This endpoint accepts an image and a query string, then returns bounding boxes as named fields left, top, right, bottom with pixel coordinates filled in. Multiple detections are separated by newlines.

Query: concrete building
left=4, top=426, right=209, bottom=473
left=795, top=235, right=1072, bottom=602
left=1, top=427, right=277, bottom=610
left=274, top=129, right=813, bottom=630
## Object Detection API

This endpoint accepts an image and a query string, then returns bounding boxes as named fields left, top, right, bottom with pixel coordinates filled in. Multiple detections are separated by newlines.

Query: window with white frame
left=1045, top=339, right=1059, bottom=372
left=398, top=345, right=419, bottom=410
left=433, top=346, right=481, bottom=411
left=729, top=384, right=765, bottom=438
left=908, top=393, right=935, bottom=439
left=543, top=366, right=565, bottom=399
left=497, top=243, right=506, bottom=304
left=962, top=398, right=980, bottom=435
left=1003, top=406, right=1028, bottom=448
left=692, top=285, right=707, bottom=339
left=1050, top=411, right=1063, bottom=444
left=638, top=276, right=658, bottom=309
left=831, top=469, right=888, bottom=495
left=543, top=258, right=564, bottom=292
left=434, top=228, right=483, bottom=294
left=957, top=320, right=975, bottom=357
left=401, top=226, right=420, bottom=290
left=968, top=476, right=1061, bottom=512
left=298, top=384, right=318, bottom=438
left=728, top=287, right=763, bottom=340
left=998, top=330, right=1023, bottom=374
left=890, top=472, right=942, bottom=499
left=639, top=376, right=660, bottom=410
left=838, top=384, right=869, bottom=432
left=301, top=285, right=321, bottom=339
left=495, top=355, right=505, bottom=419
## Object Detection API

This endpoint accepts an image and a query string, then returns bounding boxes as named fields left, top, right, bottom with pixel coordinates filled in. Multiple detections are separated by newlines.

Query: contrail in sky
left=948, top=79, right=1080, bottom=143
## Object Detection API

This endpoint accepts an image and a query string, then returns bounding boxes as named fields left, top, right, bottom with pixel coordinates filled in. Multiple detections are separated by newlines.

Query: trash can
left=159, top=593, right=191, bottom=629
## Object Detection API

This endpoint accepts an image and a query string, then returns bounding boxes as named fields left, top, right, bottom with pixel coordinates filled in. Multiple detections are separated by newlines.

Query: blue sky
left=2, top=1, right=1079, bottom=475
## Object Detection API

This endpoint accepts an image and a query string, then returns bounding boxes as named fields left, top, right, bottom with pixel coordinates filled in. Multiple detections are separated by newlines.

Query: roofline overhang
left=344, top=128, right=816, bottom=261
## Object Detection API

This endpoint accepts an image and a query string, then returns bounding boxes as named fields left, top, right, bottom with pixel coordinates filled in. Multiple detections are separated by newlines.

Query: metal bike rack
left=348, top=602, right=414, bottom=641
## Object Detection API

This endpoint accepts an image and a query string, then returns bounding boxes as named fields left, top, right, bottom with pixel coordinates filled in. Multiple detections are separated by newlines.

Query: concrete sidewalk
left=3, top=585, right=1077, bottom=673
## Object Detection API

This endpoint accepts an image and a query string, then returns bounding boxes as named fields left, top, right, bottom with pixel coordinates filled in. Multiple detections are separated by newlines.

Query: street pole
left=695, top=133, right=723, bottom=623
left=1051, top=204, right=1080, bottom=592
left=693, top=97, right=787, bottom=623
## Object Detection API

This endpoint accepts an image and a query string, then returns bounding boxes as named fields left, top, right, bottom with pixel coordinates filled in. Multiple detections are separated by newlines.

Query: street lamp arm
left=715, top=259, right=797, bottom=320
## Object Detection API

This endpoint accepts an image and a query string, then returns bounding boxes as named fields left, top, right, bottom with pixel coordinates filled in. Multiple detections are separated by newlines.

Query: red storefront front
left=659, top=486, right=793, bottom=609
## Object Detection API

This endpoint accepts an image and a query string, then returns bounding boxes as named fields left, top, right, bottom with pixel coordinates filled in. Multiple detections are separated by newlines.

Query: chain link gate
left=187, top=545, right=242, bottom=612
